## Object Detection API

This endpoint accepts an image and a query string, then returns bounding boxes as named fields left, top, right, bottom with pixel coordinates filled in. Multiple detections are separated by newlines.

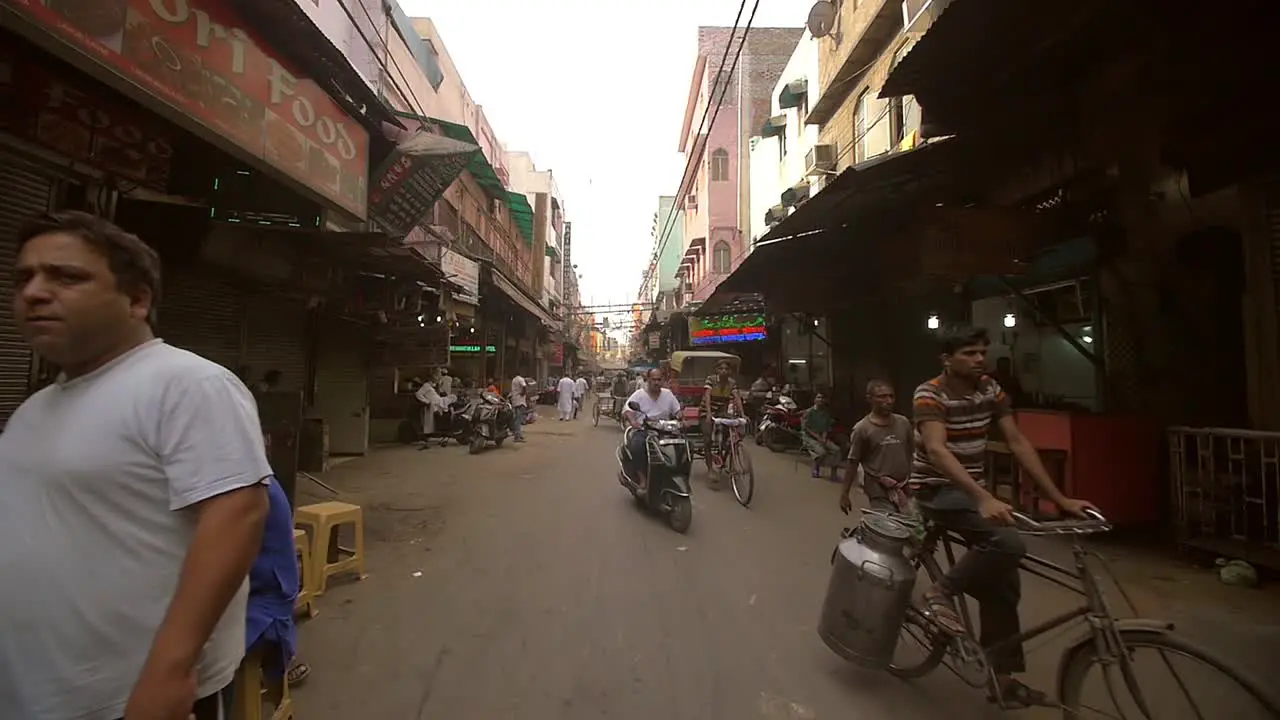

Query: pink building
left=675, top=26, right=802, bottom=305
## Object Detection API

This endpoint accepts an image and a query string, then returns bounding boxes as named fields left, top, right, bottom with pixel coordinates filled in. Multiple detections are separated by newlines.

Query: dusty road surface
left=291, top=405, right=1278, bottom=719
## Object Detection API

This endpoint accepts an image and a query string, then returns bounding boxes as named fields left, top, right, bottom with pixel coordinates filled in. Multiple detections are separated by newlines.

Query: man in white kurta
left=572, top=375, right=589, bottom=419
left=556, top=375, right=576, bottom=421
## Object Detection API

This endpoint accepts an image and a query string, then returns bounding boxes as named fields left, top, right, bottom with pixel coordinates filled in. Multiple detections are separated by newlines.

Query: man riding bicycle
left=701, top=360, right=744, bottom=489
left=911, top=325, right=1096, bottom=709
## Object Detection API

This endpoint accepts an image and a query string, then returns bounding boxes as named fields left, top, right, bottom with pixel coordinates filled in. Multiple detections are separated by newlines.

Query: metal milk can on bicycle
left=818, top=513, right=917, bottom=669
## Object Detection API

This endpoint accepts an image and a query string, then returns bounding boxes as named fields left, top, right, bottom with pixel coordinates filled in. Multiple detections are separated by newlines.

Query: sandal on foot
left=287, top=662, right=312, bottom=686
left=988, top=678, right=1052, bottom=708
left=921, top=591, right=965, bottom=635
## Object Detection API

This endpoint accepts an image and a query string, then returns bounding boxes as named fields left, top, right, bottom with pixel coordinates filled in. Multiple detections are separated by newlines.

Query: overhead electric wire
left=643, top=0, right=759, bottom=294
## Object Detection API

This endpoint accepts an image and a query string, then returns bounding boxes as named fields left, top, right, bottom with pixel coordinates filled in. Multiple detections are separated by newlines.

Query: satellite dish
left=807, top=1, right=836, bottom=38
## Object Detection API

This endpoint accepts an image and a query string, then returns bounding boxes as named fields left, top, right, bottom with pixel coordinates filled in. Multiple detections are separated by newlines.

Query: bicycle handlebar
left=1011, top=508, right=1112, bottom=535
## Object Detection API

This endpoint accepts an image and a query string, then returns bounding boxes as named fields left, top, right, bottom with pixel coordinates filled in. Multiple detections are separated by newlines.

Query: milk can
left=817, top=513, right=918, bottom=669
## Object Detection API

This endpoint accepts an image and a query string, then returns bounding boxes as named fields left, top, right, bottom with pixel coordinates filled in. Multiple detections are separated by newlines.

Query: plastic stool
left=292, top=528, right=317, bottom=618
left=293, top=501, right=366, bottom=595
left=230, top=646, right=294, bottom=720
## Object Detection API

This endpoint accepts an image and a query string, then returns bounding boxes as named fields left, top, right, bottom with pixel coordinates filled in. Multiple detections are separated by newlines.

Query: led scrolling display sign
left=688, top=314, right=769, bottom=346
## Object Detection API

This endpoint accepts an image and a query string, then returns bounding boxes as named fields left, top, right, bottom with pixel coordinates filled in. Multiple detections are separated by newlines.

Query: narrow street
left=291, top=405, right=1279, bottom=719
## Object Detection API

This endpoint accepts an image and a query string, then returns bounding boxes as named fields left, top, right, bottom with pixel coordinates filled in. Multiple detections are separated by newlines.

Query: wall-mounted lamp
left=1003, top=312, right=1017, bottom=329
left=927, top=314, right=940, bottom=330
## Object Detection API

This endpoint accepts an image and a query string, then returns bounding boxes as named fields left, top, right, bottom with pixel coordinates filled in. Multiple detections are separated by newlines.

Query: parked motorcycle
left=463, top=391, right=514, bottom=454
left=617, top=400, right=694, bottom=533
left=756, top=394, right=851, bottom=456
left=756, top=394, right=802, bottom=452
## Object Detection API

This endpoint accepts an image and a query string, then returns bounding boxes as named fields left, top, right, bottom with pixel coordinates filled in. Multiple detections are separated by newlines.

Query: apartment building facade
left=674, top=25, right=803, bottom=306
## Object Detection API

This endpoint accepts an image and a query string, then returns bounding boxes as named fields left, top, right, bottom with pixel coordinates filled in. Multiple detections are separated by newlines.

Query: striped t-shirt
left=909, top=374, right=1009, bottom=487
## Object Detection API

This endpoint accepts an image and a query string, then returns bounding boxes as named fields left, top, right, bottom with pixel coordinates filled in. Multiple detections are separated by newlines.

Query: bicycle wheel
left=1058, top=628, right=1280, bottom=719
left=730, top=441, right=754, bottom=507
left=886, top=605, right=948, bottom=679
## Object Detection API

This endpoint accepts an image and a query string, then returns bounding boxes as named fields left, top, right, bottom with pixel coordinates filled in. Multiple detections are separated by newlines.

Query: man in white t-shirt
left=0, top=212, right=271, bottom=720
left=622, top=369, right=682, bottom=493
left=509, top=372, right=528, bottom=442
left=572, top=374, right=588, bottom=419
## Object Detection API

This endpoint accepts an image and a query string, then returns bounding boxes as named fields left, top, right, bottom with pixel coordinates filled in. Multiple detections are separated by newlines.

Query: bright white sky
left=401, top=0, right=802, bottom=330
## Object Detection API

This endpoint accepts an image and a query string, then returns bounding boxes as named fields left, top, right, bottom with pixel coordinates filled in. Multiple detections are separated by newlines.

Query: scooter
left=417, top=395, right=473, bottom=449
left=617, top=400, right=694, bottom=534
left=464, top=391, right=514, bottom=454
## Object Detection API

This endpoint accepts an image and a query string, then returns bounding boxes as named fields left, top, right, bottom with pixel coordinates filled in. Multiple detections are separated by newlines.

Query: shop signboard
left=368, top=126, right=477, bottom=237
left=550, top=343, right=564, bottom=366
left=0, top=39, right=172, bottom=190
left=440, top=248, right=480, bottom=306
left=689, top=314, right=768, bottom=346
left=8, top=0, right=371, bottom=218
left=448, top=344, right=496, bottom=354
left=647, top=331, right=660, bottom=350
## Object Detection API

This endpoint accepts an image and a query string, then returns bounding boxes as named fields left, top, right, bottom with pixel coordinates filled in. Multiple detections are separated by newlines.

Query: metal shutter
left=240, top=292, right=309, bottom=394
left=0, top=156, right=52, bottom=424
left=158, top=271, right=245, bottom=370
left=314, top=318, right=370, bottom=455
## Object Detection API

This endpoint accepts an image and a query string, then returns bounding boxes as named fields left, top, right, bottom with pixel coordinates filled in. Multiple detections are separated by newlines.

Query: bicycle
left=709, top=416, right=754, bottom=507
left=873, top=508, right=1280, bottom=718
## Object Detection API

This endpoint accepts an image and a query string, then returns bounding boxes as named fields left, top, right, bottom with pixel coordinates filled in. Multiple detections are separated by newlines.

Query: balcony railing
left=458, top=190, right=535, bottom=296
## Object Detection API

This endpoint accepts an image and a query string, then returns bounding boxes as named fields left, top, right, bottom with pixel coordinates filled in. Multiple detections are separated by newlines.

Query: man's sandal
left=988, top=678, right=1053, bottom=709
left=287, top=662, right=312, bottom=686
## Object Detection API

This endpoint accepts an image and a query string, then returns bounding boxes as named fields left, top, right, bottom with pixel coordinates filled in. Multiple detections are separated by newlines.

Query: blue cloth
left=246, top=477, right=299, bottom=678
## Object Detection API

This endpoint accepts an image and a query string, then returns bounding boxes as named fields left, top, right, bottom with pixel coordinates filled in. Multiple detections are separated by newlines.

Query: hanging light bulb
left=1003, top=312, right=1016, bottom=328
left=435, top=315, right=443, bottom=323
left=927, top=314, right=940, bottom=330
left=469, top=327, right=476, bottom=334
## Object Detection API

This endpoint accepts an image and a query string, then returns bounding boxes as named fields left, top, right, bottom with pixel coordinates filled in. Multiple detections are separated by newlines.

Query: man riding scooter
left=623, top=368, right=682, bottom=495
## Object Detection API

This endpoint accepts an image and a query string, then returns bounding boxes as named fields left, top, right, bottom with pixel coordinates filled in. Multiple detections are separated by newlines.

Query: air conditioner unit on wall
left=805, top=144, right=836, bottom=177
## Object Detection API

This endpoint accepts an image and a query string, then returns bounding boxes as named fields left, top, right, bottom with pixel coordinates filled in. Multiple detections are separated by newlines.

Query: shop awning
left=545, top=243, right=560, bottom=259
left=760, top=115, right=787, bottom=139
left=778, top=79, right=808, bottom=110
left=880, top=0, right=1113, bottom=114
left=506, top=191, right=535, bottom=246
left=487, top=267, right=555, bottom=327
left=367, top=128, right=479, bottom=237
left=256, top=226, right=463, bottom=294
left=781, top=181, right=811, bottom=207
left=706, top=138, right=982, bottom=311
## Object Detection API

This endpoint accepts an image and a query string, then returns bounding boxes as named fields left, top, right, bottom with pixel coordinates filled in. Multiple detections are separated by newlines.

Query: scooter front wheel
left=468, top=434, right=486, bottom=454
left=667, top=496, right=693, bottom=534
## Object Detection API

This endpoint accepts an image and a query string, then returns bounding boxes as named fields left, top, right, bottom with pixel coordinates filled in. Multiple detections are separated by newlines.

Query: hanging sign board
left=689, top=314, right=769, bottom=346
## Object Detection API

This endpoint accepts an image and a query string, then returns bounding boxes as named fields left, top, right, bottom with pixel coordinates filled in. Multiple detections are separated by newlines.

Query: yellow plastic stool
left=230, top=646, right=294, bottom=720
left=293, top=501, right=366, bottom=595
left=292, top=528, right=317, bottom=618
